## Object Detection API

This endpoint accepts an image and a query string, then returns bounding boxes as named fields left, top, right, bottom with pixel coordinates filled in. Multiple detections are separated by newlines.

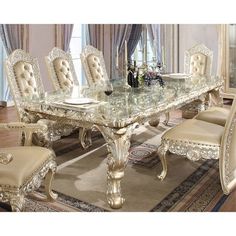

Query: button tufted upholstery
left=13, top=61, right=38, bottom=98
left=53, top=58, right=74, bottom=91
left=87, top=54, right=105, bottom=84
left=189, top=53, right=207, bottom=76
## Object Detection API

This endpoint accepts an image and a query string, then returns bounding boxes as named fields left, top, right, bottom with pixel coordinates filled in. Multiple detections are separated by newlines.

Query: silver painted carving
left=22, top=76, right=223, bottom=208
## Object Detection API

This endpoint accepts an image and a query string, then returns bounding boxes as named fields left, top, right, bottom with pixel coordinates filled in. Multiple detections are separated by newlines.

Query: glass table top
left=22, top=75, right=223, bottom=128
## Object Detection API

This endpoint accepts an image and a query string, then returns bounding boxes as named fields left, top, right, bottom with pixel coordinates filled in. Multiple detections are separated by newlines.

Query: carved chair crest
left=184, top=43, right=213, bottom=77
left=45, top=47, right=79, bottom=92
left=5, top=49, right=44, bottom=121
left=80, top=45, right=110, bottom=88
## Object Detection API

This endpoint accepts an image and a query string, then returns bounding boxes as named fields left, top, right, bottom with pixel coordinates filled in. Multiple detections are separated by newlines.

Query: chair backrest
left=184, top=44, right=213, bottom=77
left=80, top=45, right=111, bottom=89
left=220, top=96, right=236, bottom=194
left=5, top=49, right=44, bottom=121
left=45, top=47, right=78, bottom=92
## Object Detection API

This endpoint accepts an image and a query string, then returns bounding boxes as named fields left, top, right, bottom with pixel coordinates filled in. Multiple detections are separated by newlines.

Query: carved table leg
left=148, top=117, right=160, bottom=127
left=157, top=141, right=169, bottom=181
left=79, top=127, right=92, bottom=149
left=163, top=112, right=170, bottom=126
left=208, top=88, right=223, bottom=107
left=96, top=123, right=138, bottom=209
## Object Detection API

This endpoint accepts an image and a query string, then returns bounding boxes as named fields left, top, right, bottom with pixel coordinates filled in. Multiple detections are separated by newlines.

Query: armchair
left=4, top=49, right=78, bottom=147
left=45, top=47, right=92, bottom=149
left=157, top=97, right=236, bottom=195
left=0, top=122, right=57, bottom=211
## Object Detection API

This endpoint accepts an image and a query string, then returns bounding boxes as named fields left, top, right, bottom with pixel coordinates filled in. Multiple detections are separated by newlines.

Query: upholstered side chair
left=80, top=45, right=113, bottom=92
left=181, top=44, right=214, bottom=118
left=0, top=122, right=57, bottom=212
left=45, top=47, right=92, bottom=149
left=185, top=44, right=229, bottom=126
left=157, top=97, right=236, bottom=195
left=45, top=47, right=79, bottom=93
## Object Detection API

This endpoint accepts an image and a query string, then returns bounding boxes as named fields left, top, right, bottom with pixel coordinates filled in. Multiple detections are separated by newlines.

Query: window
left=131, top=26, right=155, bottom=66
left=69, top=24, right=86, bottom=85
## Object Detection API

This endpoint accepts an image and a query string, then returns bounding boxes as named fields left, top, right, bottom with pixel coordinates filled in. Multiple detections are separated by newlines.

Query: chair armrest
left=0, top=122, right=47, bottom=146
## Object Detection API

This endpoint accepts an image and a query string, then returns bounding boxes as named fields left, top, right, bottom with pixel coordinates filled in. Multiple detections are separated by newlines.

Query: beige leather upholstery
left=13, top=61, right=38, bottom=98
left=189, top=53, right=207, bottom=76
left=195, top=107, right=230, bottom=126
left=163, top=119, right=224, bottom=146
left=87, top=54, right=105, bottom=84
left=0, top=146, right=52, bottom=187
left=53, top=58, right=74, bottom=91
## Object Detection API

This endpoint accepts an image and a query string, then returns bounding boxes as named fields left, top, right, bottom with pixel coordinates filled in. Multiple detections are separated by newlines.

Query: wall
left=28, top=24, right=55, bottom=91
left=178, top=24, right=219, bottom=75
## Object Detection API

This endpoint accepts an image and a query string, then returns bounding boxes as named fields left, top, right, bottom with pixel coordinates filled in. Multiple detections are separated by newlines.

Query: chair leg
left=10, top=194, right=25, bottom=212
left=163, top=112, right=170, bottom=126
left=79, top=128, right=92, bottom=149
left=44, top=169, right=58, bottom=201
left=157, top=142, right=168, bottom=181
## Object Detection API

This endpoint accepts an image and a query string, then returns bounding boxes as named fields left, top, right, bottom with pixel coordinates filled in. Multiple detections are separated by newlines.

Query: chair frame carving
left=5, top=49, right=44, bottom=122
left=80, top=45, right=110, bottom=87
left=45, top=47, right=79, bottom=92
left=45, top=47, right=92, bottom=149
left=157, top=98, right=236, bottom=195
left=0, top=122, right=57, bottom=211
left=184, top=43, right=213, bottom=77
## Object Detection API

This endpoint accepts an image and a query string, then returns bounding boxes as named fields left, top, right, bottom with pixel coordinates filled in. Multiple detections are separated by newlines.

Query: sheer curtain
left=0, top=24, right=28, bottom=103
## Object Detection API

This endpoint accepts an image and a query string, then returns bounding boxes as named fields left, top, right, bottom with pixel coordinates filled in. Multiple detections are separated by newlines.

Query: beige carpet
left=50, top=115, right=222, bottom=212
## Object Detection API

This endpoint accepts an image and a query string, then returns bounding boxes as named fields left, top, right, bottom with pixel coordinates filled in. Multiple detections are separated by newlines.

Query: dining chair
left=180, top=43, right=230, bottom=127
left=45, top=47, right=92, bottom=149
left=157, top=96, right=236, bottom=195
left=80, top=45, right=113, bottom=92
left=0, top=122, right=57, bottom=211
left=4, top=49, right=58, bottom=147
left=181, top=44, right=215, bottom=117
left=45, top=47, right=79, bottom=93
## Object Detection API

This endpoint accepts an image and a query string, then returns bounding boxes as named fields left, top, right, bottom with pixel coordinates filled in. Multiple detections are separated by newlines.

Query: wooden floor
left=1, top=106, right=236, bottom=211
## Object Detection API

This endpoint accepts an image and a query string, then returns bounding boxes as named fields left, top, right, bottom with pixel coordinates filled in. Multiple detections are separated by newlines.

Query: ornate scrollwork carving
left=95, top=123, right=138, bottom=209
left=0, top=157, right=57, bottom=211
left=0, top=153, right=13, bottom=165
left=157, top=138, right=220, bottom=181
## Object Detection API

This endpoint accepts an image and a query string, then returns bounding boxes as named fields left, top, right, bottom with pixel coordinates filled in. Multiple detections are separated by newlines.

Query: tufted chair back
left=184, top=44, right=213, bottom=78
left=81, top=45, right=111, bottom=89
left=45, top=47, right=79, bottom=92
left=5, top=49, right=44, bottom=120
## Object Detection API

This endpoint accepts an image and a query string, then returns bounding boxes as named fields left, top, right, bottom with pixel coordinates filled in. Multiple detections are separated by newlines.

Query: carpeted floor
left=0, top=113, right=227, bottom=212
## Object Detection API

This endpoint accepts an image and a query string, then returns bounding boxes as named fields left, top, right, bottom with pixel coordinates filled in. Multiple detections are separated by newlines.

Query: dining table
left=22, top=75, right=223, bottom=209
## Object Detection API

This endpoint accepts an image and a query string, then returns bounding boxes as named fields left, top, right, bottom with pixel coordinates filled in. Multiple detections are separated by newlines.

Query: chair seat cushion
left=194, top=107, right=230, bottom=126
left=162, top=119, right=224, bottom=146
left=0, top=146, right=54, bottom=188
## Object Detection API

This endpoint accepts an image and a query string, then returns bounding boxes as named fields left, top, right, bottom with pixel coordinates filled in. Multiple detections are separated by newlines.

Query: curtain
left=127, top=24, right=142, bottom=61
left=87, top=24, right=104, bottom=51
left=160, top=24, right=179, bottom=73
left=55, top=24, right=74, bottom=52
left=111, top=24, right=132, bottom=78
left=217, top=24, right=228, bottom=90
left=0, top=24, right=28, bottom=103
left=147, top=24, right=162, bottom=63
